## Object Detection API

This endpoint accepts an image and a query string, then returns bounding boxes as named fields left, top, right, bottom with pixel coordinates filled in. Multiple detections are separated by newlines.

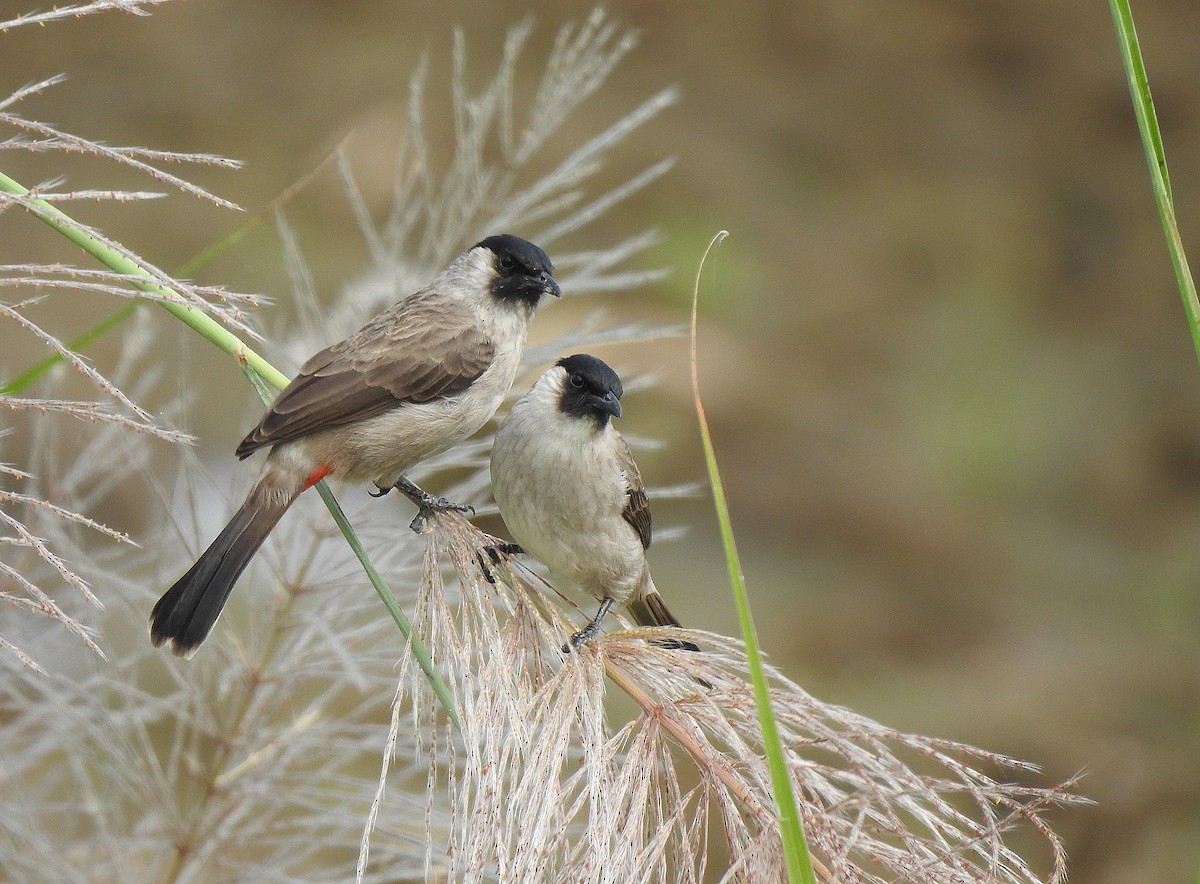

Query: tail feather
left=627, top=590, right=700, bottom=652
left=150, top=500, right=287, bottom=656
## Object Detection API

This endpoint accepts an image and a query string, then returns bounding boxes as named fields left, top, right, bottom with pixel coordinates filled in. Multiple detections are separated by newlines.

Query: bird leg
left=567, top=596, right=615, bottom=650
left=391, top=476, right=475, bottom=532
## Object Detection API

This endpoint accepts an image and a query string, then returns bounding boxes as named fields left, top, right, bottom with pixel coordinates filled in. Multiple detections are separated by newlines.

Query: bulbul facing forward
left=490, top=354, right=697, bottom=650
left=150, top=234, right=561, bottom=656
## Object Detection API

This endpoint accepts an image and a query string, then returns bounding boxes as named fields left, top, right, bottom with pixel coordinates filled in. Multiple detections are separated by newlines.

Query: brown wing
left=236, top=295, right=493, bottom=458
left=617, top=435, right=652, bottom=550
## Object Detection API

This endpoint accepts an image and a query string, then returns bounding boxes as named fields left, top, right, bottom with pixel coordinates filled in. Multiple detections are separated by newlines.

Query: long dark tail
left=150, top=499, right=288, bottom=656
left=627, top=589, right=700, bottom=652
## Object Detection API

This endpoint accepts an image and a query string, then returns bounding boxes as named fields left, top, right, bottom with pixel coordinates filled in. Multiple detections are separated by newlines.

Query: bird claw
left=562, top=596, right=614, bottom=653
left=562, top=623, right=600, bottom=653
left=390, top=477, right=474, bottom=532
left=408, top=497, right=474, bottom=533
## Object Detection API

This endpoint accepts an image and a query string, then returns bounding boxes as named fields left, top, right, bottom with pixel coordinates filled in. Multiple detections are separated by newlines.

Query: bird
left=490, top=353, right=698, bottom=651
left=150, top=234, right=561, bottom=656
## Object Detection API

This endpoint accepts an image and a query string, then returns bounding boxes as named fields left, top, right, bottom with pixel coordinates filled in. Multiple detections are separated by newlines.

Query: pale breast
left=492, top=409, right=646, bottom=604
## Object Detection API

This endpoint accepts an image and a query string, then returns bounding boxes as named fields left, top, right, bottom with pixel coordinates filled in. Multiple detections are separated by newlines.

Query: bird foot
left=408, top=495, right=475, bottom=532
left=562, top=596, right=614, bottom=653
left=389, top=477, right=475, bottom=532
left=564, top=622, right=601, bottom=652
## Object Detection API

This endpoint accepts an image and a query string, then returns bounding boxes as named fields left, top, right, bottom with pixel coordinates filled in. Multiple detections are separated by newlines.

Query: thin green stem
left=315, top=483, right=461, bottom=731
left=1108, top=0, right=1200, bottom=366
left=689, top=231, right=815, bottom=884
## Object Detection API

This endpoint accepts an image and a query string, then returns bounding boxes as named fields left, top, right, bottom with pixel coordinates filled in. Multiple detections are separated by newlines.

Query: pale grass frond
left=3, top=398, right=194, bottom=443
left=0, top=632, right=43, bottom=672
left=0, top=510, right=99, bottom=603
left=512, top=8, right=637, bottom=165
left=0, top=75, right=68, bottom=112
left=0, top=262, right=263, bottom=309
left=0, top=556, right=104, bottom=664
left=0, top=185, right=166, bottom=202
left=549, top=228, right=667, bottom=291
left=355, top=509, right=1082, bottom=883
left=0, top=274, right=257, bottom=311
left=0, top=462, right=31, bottom=479
left=329, top=9, right=673, bottom=313
left=0, top=108, right=241, bottom=208
left=532, top=156, right=676, bottom=246
left=0, top=135, right=239, bottom=171
left=0, top=488, right=135, bottom=544
left=0, top=495, right=109, bottom=665
left=0, top=1, right=173, bottom=32
left=483, top=86, right=680, bottom=241
left=0, top=304, right=191, bottom=442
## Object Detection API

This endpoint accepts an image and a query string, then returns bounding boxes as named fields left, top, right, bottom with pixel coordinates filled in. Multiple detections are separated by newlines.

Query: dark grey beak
left=541, top=272, right=562, bottom=299
left=589, top=390, right=622, bottom=419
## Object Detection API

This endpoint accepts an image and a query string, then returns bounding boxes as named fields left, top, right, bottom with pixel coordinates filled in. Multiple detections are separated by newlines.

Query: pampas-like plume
left=1, top=31, right=245, bottom=667
left=361, top=510, right=1084, bottom=883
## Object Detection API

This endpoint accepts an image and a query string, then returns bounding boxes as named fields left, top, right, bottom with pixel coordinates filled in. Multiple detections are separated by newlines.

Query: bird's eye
left=499, top=255, right=516, bottom=271
left=569, top=373, right=585, bottom=389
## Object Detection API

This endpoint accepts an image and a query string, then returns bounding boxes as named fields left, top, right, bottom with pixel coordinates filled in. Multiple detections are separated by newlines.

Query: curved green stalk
left=1108, top=0, right=1200, bottom=365
left=690, top=231, right=815, bottom=883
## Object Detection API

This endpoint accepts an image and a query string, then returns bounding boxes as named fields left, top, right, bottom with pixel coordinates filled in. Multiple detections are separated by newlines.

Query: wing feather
left=236, top=295, right=493, bottom=458
left=617, top=435, right=652, bottom=550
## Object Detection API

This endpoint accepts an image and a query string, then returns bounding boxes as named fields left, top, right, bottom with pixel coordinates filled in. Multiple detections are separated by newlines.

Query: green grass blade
left=3, top=166, right=460, bottom=729
left=690, top=231, right=816, bottom=884
left=1108, top=0, right=1200, bottom=366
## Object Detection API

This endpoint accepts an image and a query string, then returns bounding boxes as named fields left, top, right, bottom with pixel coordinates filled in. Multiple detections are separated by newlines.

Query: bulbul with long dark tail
left=490, top=354, right=697, bottom=650
left=151, top=234, right=560, bottom=656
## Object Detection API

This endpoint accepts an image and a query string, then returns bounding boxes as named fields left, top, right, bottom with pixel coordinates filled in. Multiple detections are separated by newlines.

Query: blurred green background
left=4, top=1, right=1200, bottom=879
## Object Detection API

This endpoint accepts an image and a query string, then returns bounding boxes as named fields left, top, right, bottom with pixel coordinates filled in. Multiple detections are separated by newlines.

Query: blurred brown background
left=4, top=1, right=1200, bottom=879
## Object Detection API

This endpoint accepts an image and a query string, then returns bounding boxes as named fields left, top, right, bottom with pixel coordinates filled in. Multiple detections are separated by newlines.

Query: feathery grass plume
left=368, top=510, right=1085, bottom=883
left=2, top=7, right=691, bottom=881
left=1, top=4, right=245, bottom=667
left=328, top=7, right=676, bottom=335
left=0, top=1, right=179, bottom=32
